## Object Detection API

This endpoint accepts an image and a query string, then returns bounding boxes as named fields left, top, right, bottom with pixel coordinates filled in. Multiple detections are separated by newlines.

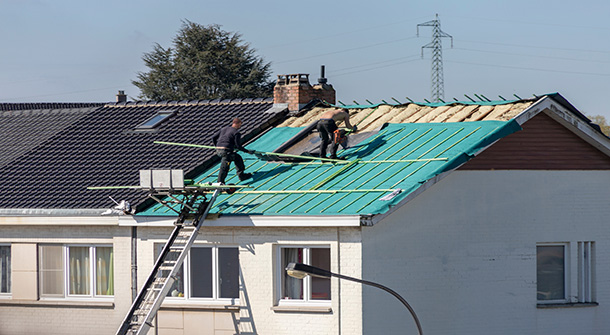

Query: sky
left=1, top=0, right=609, bottom=119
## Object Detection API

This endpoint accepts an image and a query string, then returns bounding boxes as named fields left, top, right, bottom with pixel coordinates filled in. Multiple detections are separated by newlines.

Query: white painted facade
left=0, top=220, right=366, bottom=334
left=1, top=171, right=609, bottom=334
left=361, top=170, right=610, bottom=335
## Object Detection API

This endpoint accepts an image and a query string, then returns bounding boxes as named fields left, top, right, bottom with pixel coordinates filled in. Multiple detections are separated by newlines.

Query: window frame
left=536, top=243, right=569, bottom=304
left=0, top=244, right=10, bottom=296
left=155, top=244, right=240, bottom=306
left=136, top=110, right=175, bottom=130
left=276, top=245, right=331, bottom=307
left=536, top=241, right=597, bottom=306
left=38, top=244, right=114, bottom=300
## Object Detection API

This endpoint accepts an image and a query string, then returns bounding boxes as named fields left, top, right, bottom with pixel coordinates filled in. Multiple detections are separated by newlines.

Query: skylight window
left=137, top=111, right=175, bottom=129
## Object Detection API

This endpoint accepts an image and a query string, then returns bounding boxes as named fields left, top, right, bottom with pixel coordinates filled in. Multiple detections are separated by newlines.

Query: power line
left=262, top=15, right=430, bottom=49
left=273, top=36, right=417, bottom=64
left=330, top=56, right=422, bottom=77
left=452, top=47, right=610, bottom=64
left=457, top=39, right=610, bottom=55
left=445, top=59, right=610, bottom=77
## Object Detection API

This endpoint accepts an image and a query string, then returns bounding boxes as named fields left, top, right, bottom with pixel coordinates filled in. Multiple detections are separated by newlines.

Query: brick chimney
left=273, top=69, right=335, bottom=112
left=116, top=90, right=127, bottom=103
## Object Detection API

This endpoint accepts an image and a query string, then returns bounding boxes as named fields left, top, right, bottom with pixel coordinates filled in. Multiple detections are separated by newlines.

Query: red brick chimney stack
left=273, top=71, right=336, bottom=112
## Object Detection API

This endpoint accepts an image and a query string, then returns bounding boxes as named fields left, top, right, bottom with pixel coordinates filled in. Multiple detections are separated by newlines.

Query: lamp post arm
left=331, top=272, right=423, bottom=335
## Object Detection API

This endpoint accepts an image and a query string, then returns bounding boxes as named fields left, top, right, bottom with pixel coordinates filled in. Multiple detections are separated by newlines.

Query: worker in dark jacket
left=212, top=118, right=253, bottom=184
left=317, top=108, right=356, bottom=159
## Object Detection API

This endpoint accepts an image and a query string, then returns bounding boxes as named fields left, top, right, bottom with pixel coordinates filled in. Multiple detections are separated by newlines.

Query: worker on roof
left=212, top=118, right=254, bottom=184
left=317, top=108, right=356, bottom=159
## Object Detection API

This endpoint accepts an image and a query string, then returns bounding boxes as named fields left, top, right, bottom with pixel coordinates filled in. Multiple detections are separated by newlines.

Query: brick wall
left=273, top=74, right=336, bottom=112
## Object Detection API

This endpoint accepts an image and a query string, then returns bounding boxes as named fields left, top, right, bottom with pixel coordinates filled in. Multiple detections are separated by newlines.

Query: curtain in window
left=39, top=245, right=64, bottom=296
left=282, top=248, right=303, bottom=299
left=155, top=243, right=184, bottom=297
left=69, top=247, right=90, bottom=295
left=0, top=246, right=10, bottom=293
left=311, top=248, right=331, bottom=300
left=96, top=247, right=114, bottom=296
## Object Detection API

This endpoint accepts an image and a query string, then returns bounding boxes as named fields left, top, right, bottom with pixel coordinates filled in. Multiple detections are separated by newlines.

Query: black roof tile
left=0, top=100, right=287, bottom=209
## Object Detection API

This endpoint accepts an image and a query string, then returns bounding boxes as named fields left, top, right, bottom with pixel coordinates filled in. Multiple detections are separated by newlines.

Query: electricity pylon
left=417, top=14, right=453, bottom=103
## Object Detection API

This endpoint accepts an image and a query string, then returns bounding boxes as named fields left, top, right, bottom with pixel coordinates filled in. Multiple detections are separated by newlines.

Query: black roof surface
left=0, top=102, right=105, bottom=112
left=0, top=107, right=100, bottom=168
left=0, top=98, right=286, bottom=209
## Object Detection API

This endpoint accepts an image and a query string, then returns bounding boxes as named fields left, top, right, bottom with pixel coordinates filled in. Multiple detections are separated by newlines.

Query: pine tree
left=133, top=21, right=273, bottom=101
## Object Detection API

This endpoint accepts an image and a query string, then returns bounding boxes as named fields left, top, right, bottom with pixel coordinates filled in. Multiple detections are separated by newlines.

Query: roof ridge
left=329, top=96, right=539, bottom=110
left=0, top=102, right=105, bottom=112
left=105, top=97, right=273, bottom=108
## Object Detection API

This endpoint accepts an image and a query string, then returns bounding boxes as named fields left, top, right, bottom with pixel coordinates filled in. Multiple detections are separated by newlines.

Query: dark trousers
left=216, top=149, right=245, bottom=183
left=317, top=119, right=338, bottom=158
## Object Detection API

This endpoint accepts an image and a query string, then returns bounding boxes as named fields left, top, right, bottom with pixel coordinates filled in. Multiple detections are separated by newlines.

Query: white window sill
left=537, top=302, right=598, bottom=309
left=160, top=303, right=240, bottom=311
left=271, top=305, right=332, bottom=313
left=0, top=299, right=114, bottom=308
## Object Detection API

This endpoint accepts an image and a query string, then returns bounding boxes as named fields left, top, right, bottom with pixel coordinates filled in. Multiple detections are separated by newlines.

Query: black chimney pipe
left=318, top=65, right=327, bottom=84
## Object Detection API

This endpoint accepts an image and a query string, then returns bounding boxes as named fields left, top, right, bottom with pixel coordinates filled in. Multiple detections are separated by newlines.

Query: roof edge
left=105, top=97, right=274, bottom=108
left=0, top=208, right=113, bottom=216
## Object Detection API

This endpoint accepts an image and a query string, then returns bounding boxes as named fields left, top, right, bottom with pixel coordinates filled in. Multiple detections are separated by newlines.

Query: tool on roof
left=88, top=169, right=243, bottom=335
left=153, top=141, right=348, bottom=164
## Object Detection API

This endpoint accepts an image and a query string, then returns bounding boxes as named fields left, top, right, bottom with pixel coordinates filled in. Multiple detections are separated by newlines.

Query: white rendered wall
left=0, top=223, right=364, bottom=335
left=362, top=170, right=610, bottom=335
left=137, top=226, right=363, bottom=335
left=0, top=224, right=131, bottom=335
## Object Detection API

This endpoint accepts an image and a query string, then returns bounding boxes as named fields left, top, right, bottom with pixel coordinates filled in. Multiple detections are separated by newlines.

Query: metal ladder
left=116, top=188, right=221, bottom=335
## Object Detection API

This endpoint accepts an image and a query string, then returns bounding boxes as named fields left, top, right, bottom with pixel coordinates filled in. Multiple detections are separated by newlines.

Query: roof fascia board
left=515, top=96, right=610, bottom=157
left=0, top=208, right=110, bottom=216
left=122, top=214, right=361, bottom=227
left=0, top=215, right=119, bottom=226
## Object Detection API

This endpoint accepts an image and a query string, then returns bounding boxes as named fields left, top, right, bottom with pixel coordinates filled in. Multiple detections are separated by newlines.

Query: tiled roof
left=0, top=98, right=285, bottom=209
left=140, top=119, right=522, bottom=216
left=0, top=107, right=100, bottom=168
left=0, top=102, right=105, bottom=112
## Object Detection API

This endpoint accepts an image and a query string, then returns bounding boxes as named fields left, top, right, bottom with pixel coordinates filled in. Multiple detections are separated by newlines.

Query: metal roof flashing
left=140, top=120, right=522, bottom=218
left=123, top=213, right=361, bottom=227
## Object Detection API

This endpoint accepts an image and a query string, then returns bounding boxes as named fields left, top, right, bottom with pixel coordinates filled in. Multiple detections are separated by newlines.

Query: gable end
left=460, top=112, right=610, bottom=170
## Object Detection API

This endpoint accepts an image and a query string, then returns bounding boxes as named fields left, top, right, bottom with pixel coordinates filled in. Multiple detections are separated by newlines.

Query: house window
left=39, top=245, right=114, bottom=298
left=0, top=245, right=10, bottom=294
left=279, top=246, right=331, bottom=302
left=537, top=245, right=566, bottom=302
left=154, top=245, right=239, bottom=302
left=537, top=242, right=596, bottom=305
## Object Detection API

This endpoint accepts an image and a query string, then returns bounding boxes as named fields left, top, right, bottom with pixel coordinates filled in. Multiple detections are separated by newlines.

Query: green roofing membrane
left=139, top=120, right=521, bottom=217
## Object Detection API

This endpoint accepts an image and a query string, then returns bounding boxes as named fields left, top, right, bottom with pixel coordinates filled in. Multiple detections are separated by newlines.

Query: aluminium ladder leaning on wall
left=107, top=169, right=228, bottom=335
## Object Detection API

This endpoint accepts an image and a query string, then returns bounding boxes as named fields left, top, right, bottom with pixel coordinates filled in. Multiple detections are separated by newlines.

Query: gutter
left=121, top=214, right=361, bottom=227
left=0, top=208, right=110, bottom=216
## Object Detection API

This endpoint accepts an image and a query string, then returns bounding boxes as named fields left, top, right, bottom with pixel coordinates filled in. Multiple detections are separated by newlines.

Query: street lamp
left=286, top=262, right=423, bottom=335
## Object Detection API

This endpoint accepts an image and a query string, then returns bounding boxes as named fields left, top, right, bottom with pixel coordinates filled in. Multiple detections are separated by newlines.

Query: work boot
left=239, top=172, right=252, bottom=181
